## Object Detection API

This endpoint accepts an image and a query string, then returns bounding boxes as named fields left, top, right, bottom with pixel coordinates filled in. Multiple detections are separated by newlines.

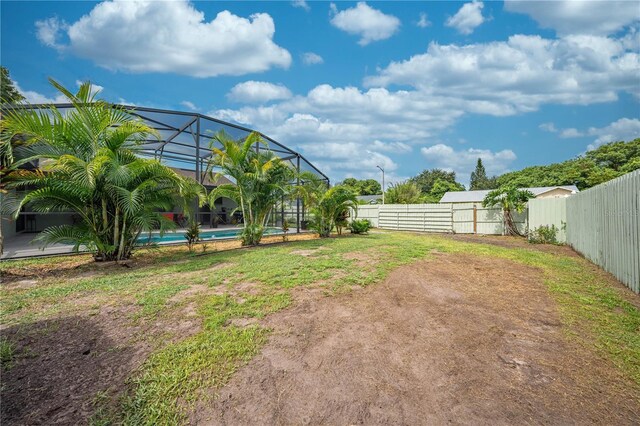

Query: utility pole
left=377, top=165, right=385, bottom=205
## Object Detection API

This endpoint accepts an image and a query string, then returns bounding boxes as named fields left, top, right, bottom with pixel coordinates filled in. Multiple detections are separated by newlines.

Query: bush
left=349, top=219, right=371, bottom=234
left=240, top=223, right=264, bottom=246
left=184, top=222, right=201, bottom=252
left=529, top=224, right=559, bottom=245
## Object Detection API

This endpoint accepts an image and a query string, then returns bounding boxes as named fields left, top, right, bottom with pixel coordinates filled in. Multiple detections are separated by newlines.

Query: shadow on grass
left=1, top=315, right=141, bottom=425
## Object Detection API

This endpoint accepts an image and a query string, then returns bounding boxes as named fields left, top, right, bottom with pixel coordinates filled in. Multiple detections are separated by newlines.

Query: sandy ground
left=2, top=236, right=639, bottom=424
left=196, top=253, right=640, bottom=425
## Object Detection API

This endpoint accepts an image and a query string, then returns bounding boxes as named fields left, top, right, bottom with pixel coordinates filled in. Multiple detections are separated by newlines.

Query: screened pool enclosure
left=4, top=104, right=329, bottom=242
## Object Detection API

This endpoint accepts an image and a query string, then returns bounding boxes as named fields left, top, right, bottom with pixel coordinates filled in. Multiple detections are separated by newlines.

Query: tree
left=1, top=67, right=24, bottom=104
left=470, top=158, right=497, bottom=190
left=430, top=179, right=465, bottom=201
left=207, top=130, right=294, bottom=246
left=385, top=181, right=423, bottom=204
left=1, top=79, right=203, bottom=261
left=495, top=139, right=640, bottom=190
left=482, top=186, right=534, bottom=236
left=297, top=174, right=358, bottom=238
left=341, top=178, right=381, bottom=195
left=409, top=168, right=460, bottom=195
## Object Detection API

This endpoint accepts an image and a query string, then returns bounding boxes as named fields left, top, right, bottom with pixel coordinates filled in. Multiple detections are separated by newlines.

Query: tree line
left=341, top=139, right=640, bottom=203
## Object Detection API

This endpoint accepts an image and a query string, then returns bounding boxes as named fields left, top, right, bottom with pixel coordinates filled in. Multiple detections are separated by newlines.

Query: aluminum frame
left=7, top=103, right=329, bottom=233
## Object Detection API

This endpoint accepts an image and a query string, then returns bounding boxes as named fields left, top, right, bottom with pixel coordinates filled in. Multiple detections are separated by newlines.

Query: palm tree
left=297, top=173, right=358, bottom=238
left=482, top=186, right=534, bottom=236
left=385, top=181, right=423, bottom=204
left=206, top=130, right=293, bottom=246
left=0, top=79, right=204, bottom=261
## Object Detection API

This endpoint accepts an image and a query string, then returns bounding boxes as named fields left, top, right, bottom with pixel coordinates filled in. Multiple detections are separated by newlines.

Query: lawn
left=1, top=231, right=639, bottom=424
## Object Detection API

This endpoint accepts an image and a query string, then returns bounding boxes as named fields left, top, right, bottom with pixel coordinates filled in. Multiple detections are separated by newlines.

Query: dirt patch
left=1, top=279, right=40, bottom=290
left=343, top=250, right=381, bottom=268
left=169, top=284, right=215, bottom=303
left=196, top=254, right=640, bottom=425
left=290, top=246, right=328, bottom=257
left=290, top=249, right=320, bottom=257
left=1, top=306, right=151, bottom=425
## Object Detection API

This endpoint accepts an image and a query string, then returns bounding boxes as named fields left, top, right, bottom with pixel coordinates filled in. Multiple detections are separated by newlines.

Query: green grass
left=2, top=232, right=639, bottom=424
left=0, top=337, right=14, bottom=371
left=135, top=284, right=189, bottom=319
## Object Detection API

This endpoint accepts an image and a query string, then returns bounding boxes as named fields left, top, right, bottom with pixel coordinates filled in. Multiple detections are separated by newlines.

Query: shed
left=440, top=185, right=579, bottom=203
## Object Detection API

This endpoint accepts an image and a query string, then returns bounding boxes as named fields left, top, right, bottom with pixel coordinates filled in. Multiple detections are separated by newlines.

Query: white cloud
left=371, top=140, right=412, bottom=154
left=420, top=144, right=517, bottom=185
left=504, top=0, right=640, bottom=36
left=227, top=81, right=292, bottom=104
left=180, top=101, right=198, bottom=111
left=210, top=84, right=466, bottom=181
left=15, top=80, right=103, bottom=104
left=291, top=0, right=310, bottom=11
left=302, top=52, right=324, bottom=65
left=446, top=1, right=485, bottom=35
left=365, top=34, right=640, bottom=113
left=539, top=122, right=558, bottom=133
left=208, top=29, right=638, bottom=182
left=35, top=0, right=291, bottom=77
left=330, top=2, right=401, bottom=46
left=417, top=12, right=431, bottom=28
left=35, top=16, right=67, bottom=49
left=586, top=118, right=640, bottom=150
left=559, top=128, right=583, bottom=138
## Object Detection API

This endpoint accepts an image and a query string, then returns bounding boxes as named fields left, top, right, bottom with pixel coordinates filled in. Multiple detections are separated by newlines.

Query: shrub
left=240, top=223, right=264, bottom=246
left=335, top=209, right=349, bottom=236
left=529, top=224, right=559, bottom=245
left=282, top=218, right=289, bottom=242
left=349, top=219, right=371, bottom=234
left=184, top=222, right=201, bottom=252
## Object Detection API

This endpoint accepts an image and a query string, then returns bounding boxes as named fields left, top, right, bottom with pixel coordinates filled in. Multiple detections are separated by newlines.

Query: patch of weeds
left=0, top=337, right=14, bottom=370
left=89, top=390, right=116, bottom=426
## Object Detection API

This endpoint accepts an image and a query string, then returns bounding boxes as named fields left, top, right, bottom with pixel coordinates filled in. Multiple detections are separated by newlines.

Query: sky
left=1, top=0, right=639, bottom=187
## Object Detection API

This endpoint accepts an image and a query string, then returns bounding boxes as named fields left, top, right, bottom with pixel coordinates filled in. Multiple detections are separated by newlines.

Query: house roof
left=357, top=195, right=383, bottom=204
left=440, top=185, right=579, bottom=203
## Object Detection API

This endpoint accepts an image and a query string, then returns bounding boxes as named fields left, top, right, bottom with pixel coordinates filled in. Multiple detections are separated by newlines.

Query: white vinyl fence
left=355, top=205, right=380, bottom=227
left=353, top=203, right=525, bottom=235
left=378, top=204, right=453, bottom=232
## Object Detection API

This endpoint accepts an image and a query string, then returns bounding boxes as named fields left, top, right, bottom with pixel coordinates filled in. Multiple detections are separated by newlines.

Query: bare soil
left=0, top=307, right=150, bottom=424
left=0, top=295, right=204, bottom=424
left=2, top=236, right=639, bottom=425
left=196, top=253, right=640, bottom=425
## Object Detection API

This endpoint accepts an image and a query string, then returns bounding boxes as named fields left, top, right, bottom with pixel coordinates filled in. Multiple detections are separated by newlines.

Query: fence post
left=473, top=204, right=477, bottom=234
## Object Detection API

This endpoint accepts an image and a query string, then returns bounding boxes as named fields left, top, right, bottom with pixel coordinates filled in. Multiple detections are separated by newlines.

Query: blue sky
left=2, top=0, right=639, bottom=186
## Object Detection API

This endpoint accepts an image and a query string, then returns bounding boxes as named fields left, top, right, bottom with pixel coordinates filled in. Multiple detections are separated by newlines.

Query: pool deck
left=1, top=225, right=293, bottom=260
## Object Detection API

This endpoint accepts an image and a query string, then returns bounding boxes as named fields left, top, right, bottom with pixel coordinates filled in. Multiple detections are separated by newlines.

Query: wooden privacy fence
left=527, top=170, right=640, bottom=293
left=566, top=170, right=639, bottom=293
left=528, top=198, right=567, bottom=243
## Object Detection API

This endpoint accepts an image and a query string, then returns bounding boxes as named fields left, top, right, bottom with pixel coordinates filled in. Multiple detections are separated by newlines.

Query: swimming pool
left=137, top=227, right=282, bottom=244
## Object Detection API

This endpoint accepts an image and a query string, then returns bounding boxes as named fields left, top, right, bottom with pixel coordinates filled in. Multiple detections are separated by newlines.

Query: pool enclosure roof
left=12, top=103, right=329, bottom=186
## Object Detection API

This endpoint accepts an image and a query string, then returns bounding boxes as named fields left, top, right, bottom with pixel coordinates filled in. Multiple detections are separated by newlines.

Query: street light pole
left=376, top=165, right=385, bottom=205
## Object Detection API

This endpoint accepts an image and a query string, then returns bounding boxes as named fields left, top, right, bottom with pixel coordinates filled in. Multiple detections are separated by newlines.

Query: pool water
left=137, top=227, right=282, bottom=244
